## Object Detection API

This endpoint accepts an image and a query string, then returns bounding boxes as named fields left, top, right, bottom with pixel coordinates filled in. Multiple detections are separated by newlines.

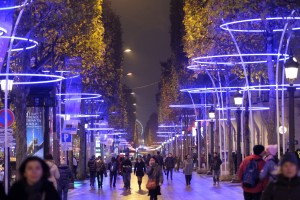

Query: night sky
left=111, top=0, right=171, bottom=128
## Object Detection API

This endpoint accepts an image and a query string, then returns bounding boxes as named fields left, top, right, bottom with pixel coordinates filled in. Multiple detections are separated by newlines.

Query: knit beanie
left=266, top=144, right=278, bottom=156
left=253, top=145, right=265, bottom=156
left=280, top=152, right=299, bottom=167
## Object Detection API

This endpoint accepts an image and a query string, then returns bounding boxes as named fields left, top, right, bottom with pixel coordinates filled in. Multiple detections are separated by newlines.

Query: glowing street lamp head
left=208, top=106, right=215, bottom=120
left=285, top=55, right=299, bottom=84
left=0, top=79, right=13, bottom=92
left=234, top=90, right=243, bottom=107
left=126, top=72, right=133, bottom=76
left=131, top=92, right=135, bottom=95
left=124, top=48, right=132, bottom=53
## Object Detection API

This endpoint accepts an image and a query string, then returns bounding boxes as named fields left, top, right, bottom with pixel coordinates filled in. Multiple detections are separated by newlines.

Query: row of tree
left=3, top=0, right=136, bottom=172
left=154, top=0, right=300, bottom=175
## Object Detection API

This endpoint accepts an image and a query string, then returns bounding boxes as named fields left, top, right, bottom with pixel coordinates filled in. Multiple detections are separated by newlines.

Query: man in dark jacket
left=156, top=151, right=164, bottom=168
left=238, top=145, right=267, bottom=200
left=58, top=161, right=73, bottom=200
left=122, top=155, right=132, bottom=191
left=88, top=155, right=96, bottom=188
left=165, top=153, right=175, bottom=180
left=108, top=157, right=118, bottom=187
left=211, top=152, right=222, bottom=185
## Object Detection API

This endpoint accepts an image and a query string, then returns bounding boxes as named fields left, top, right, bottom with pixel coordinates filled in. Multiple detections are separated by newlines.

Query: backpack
left=242, top=159, right=261, bottom=188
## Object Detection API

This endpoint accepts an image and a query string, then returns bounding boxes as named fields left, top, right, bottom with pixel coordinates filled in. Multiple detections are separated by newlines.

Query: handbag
left=146, top=179, right=157, bottom=190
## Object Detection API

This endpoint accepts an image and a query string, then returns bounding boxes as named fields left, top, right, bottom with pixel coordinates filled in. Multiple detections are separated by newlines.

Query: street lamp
left=126, top=72, right=133, bottom=76
left=234, top=90, right=243, bottom=168
left=0, top=79, right=13, bottom=92
left=124, top=48, right=132, bottom=53
left=285, top=55, right=299, bottom=152
left=208, top=106, right=215, bottom=156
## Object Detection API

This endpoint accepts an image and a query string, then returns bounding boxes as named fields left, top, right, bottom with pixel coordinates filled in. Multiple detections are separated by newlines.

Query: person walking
left=95, top=156, right=107, bottom=189
left=108, top=157, right=118, bottom=188
left=165, top=153, right=175, bottom=180
left=261, top=152, right=300, bottom=200
left=87, top=155, right=97, bottom=189
left=134, top=155, right=146, bottom=190
left=183, top=154, right=193, bottom=186
left=146, top=156, right=163, bottom=200
left=122, top=155, right=132, bottom=191
left=260, top=144, right=279, bottom=183
left=72, top=156, right=78, bottom=179
left=58, top=160, right=73, bottom=200
left=146, top=154, right=151, bottom=166
left=7, top=156, right=60, bottom=200
left=44, top=154, right=60, bottom=190
left=156, top=151, right=164, bottom=168
left=211, top=152, right=222, bottom=185
left=238, top=145, right=267, bottom=200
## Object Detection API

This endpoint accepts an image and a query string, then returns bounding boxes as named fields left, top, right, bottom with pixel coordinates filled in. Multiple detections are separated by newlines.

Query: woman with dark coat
left=134, top=155, right=146, bottom=190
left=8, top=156, right=60, bottom=200
left=0, top=183, right=6, bottom=200
left=146, top=156, right=163, bottom=200
left=261, top=153, right=300, bottom=200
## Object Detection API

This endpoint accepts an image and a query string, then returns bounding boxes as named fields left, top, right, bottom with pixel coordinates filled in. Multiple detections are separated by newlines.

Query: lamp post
left=285, top=55, right=299, bottom=152
left=234, top=90, right=243, bottom=168
left=0, top=76, right=13, bottom=193
left=208, top=106, right=215, bottom=156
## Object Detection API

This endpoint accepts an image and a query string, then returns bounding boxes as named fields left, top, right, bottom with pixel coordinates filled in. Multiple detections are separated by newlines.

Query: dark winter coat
left=87, top=158, right=96, bottom=172
left=211, top=156, right=222, bottom=171
left=122, top=159, right=132, bottom=173
left=156, top=155, right=164, bottom=167
left=165, top=157, right=175, bottom=169
left=108, top=161, right=118, bottom=174
left=134, top=161, right=146, bottom=177
left=7, top=180, right=60, bottom=200
left=261, top=175, right=300, bottom=200
left=58, top=164, right=73, bottom=188
left=0, top=184, right=6, bottom=200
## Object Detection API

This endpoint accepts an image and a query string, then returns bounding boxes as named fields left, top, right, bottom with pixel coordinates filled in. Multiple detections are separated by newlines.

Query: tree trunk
left=225, top=73, right=233, bottom=176
left=78, top=102, right=86, bottom=180
left=265, top=31, right=277, bottom=144
left=14, top=86, right=29, bottom=171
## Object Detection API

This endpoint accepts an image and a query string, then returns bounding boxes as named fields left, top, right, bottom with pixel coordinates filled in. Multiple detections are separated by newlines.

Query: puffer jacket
left=183, top=158, right=193, bottom=175
left=46, top=160, right=60, bottom=190
left=259, top=156, right=279, bottom=183
left=146, top=163, right=163, bottom=185
left=58, top=164, right=72, bottom=188
left=261, top=175, right=300, bottom=200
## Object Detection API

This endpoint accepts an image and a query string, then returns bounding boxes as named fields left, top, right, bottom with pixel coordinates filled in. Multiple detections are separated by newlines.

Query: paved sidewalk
left=69, top=171, right=243, bottom=200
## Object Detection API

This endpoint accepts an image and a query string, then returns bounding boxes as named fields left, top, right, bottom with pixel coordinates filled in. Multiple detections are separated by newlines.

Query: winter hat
left=253, top=145, right=265, bottom=156
left=280, top=152, right=299, bottom=167
left=266, top=145, right=278, bottom=156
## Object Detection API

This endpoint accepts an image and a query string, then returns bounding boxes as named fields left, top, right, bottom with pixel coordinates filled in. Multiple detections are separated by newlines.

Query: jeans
left=96, top=172, right=104, bottom=187
left=185, top=175, right=192, bottom=185
left=90, top=171, right=96, bottom=186
left=110, top=172, right=117, bottom=186
left=166, top=168, right=173, bottom=180
left=213, top=169, right=220, bottom=183
left=58, top=184, right=69, bottom=200
left=123, top=172, right=131, bottom=189
left=243, top=192, right=262, bottom=200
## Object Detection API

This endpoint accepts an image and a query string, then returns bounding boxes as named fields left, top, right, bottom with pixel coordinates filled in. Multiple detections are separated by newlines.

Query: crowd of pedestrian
left=3, top=145, right=300, bottom=200
left=238, top=144, right=300, bottom=200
